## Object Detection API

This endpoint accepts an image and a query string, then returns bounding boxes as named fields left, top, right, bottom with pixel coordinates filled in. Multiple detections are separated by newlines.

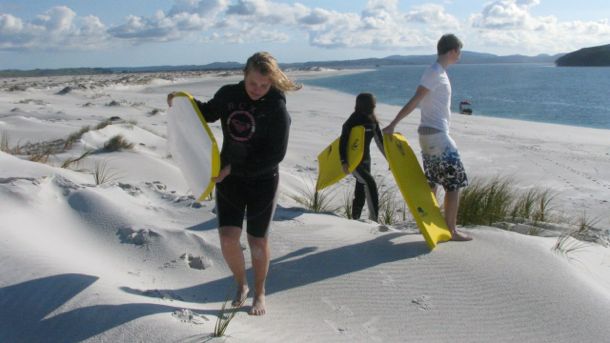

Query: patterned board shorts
left=419, top=132, right=468, bottom=192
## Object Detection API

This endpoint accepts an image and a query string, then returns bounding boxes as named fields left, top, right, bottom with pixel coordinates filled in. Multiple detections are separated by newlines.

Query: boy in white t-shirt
left=383, top=34, right=472, bottom=241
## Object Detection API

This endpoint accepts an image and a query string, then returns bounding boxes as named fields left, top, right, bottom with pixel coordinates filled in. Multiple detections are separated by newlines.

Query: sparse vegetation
left=510, top=188, right=540, bottom=221
left=93, top=160, right=121, bottom=185
left=532, top=190, right=554, bottom=223
left=291, top=175, right=607, bottom=247
left=570, top=212, right=608, bottom=246
left=341, top=187, right=354, bottom=219
left=106, top=100, right=121, bottom=107
left=575, top=211, right=601, bottom=233
left=213, top=292, right=243, bottom=337
left=28, top=148, right=53, bottom=163
left=95, top=118, right=114, bottom=130
left=291, top=178, right=338, bottom=213
left=1, top=116, right=133, bottom=160
left=458, top=177, right=514, bottom=226
left=102, top=135, right=134, bottom=152
left=126, top=119, right=138, bottom=128
left=64, top=126, right=91, bottom=150
left=527, top=226, right=544, bottom=236
left=552, top=227, right=591, bottom=258
left=61, top=149, right=94, bottom=169
left=455, top=176, right=610, bottom=249
left=458, top=177, right=559, bottom=229
left=377, top=181, right=402, bottom=225
left=1, top=131, right=9, bottom=153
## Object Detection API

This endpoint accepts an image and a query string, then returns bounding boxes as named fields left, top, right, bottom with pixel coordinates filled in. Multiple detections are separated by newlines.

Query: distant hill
left=555, top=44, right=610, bottom=67
left=0, top=51, right=563, bottom=77
left=108, top=62, right=243, bottom=73
left=284, top=51, right=562, bottom=69
left=390, top=51, right=562, bottom=64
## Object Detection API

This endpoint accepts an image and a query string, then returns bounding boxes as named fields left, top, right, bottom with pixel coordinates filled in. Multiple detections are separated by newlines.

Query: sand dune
left=1, top=71, right=609, bottom=342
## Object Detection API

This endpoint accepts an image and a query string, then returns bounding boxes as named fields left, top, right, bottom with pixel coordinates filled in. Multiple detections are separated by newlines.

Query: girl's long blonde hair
left=244, top=52, right=302, bottom=92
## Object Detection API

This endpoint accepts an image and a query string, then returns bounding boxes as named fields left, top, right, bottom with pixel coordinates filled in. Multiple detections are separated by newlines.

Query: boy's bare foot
left=249, top=294, right=266, bottom=316
left=451, top=230, right=472, bottom=241
left=232, top=285, right=249, bottom=307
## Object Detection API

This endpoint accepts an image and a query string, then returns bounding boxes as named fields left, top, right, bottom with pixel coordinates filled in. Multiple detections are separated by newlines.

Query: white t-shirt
left=418, top=62, right=451, bottom=132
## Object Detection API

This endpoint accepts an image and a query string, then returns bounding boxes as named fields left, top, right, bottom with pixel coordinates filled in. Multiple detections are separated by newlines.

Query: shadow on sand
left=122, top=232, right=429, bottom=305
left=0, top=273, right=216, bottom=343
left=185, top=204, right=306, bottom=232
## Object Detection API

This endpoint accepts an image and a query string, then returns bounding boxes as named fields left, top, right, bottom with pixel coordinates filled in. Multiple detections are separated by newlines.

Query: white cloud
left=405, top=4, right=461, bottom=30
left=225, top=0, right=307, bottom=25
left=0, top=13, right=24, bottom=34
left=0, top=6, right=108, bottom=50
left=32, top=6, right=76, bottom=33
left=468, top=0, right=610, bottom=54
left=206, top=25, right=290, bottom=44
left=168, top=0, right=229, bottom=17
left=226, top=0, right=261, bottom=16
left=298, top=8, right=333, bottom=26
left=1, top=1, right=609, bottom=55
left=108, top=15, right=175, bottom=41
left=471, top=0, right=533, bottom=30
left=301, top=0, right=454, bottom=50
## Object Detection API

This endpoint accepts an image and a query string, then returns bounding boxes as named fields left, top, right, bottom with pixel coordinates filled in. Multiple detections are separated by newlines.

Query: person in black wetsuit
left=167, top=52, right=301, bottom=315
left=339, top=93, right=385, bottom=222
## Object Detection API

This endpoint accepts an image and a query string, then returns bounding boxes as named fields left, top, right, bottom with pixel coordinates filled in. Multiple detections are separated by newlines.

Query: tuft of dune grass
left=64, top=126, right=91, bottom=150
left=458, top=176, right=514, bottom=226
left=102, top=135, right=134, bottom=152
left=0, top=131, right=9, bottom=153
left=93, top=159, right=121, bottom=185
left=291, top=177, right=338, bottom=213
left=213, top=292, right=243, bottom=337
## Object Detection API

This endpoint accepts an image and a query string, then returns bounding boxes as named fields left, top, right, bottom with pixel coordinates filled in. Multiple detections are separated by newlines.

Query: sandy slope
left=1, top=71, right=609, bottom=342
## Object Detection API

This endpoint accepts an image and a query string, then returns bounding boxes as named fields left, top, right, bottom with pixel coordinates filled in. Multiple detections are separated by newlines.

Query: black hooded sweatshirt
left=195, top=81, right=291, bottom=178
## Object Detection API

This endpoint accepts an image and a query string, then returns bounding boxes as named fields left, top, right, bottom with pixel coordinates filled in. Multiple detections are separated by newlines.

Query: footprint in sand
left=411, top=295, right=432, bottom=311
left=142, top=289, right=184, bottom=301
left=379, top=271, right=396, bottom=287
left=323, top=319, right=348, bottom=334
left=362, top=316, right=379, bottom=341
left=117, top=227, right=160, bottom=246
left=180, top=253, right=212, bottom=270
left=172, top=309, right=209, bottom=324
left=321, top=296, right=354, bottom=317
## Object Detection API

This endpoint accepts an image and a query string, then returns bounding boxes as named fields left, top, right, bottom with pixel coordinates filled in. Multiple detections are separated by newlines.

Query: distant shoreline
left=1, top=50, right=562, bottom=78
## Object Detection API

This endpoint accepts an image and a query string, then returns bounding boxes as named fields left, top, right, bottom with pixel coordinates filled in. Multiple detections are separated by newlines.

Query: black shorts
left=215, top=172, right=279, bottom=238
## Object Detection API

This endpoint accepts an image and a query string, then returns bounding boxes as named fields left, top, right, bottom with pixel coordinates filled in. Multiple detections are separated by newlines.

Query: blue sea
left=302, top=64, right=610, bottom=130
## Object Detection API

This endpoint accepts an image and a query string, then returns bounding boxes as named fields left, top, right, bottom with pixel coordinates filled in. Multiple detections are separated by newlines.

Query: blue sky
left=1, top=0, right=609, bottom=69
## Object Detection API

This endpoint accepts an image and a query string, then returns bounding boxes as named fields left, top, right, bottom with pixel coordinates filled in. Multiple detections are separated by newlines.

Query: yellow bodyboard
left=316, top=126, right=365, bottom=191
left=383, top=133, right=452, bottom=249
left=167, top=91, right=220, bottom=202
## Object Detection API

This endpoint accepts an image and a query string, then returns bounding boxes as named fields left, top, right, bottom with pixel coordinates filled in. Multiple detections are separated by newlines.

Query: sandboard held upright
left=383, top=133, right=452, bottom=249
left=316, top=126, right=365, bottom=191
left=167, top=91, right=220, bottom=202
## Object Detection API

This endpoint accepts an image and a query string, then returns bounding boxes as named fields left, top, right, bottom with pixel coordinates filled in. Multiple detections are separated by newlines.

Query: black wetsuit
left=339, top=111, right=384, bottom=221
left=195, top=81, right=290, bottom=237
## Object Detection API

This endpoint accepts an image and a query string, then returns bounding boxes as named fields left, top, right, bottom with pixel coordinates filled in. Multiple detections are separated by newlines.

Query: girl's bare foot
left=249, top=294, right=266, bottom=316
left=232, top=285, right=249, bottom=307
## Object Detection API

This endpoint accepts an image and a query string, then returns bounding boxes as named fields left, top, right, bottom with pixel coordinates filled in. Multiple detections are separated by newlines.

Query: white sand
left=1, top=70, right=609, bottom=342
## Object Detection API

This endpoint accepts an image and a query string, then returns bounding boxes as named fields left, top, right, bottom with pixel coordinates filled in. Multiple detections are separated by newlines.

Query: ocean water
left=302, top=64, right=610, bottom=130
